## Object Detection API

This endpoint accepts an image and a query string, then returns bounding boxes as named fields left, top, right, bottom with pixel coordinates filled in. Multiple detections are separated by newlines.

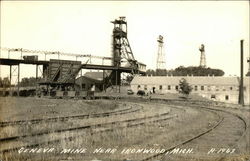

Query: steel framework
left=156, top=35, right=166, bottom=70
left=199, top=44, right=206, bottom=68
left=0, top=17, right=146, bottom=95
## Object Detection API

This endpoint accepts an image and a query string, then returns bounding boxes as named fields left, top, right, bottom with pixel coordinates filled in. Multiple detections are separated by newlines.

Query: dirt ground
left=0, top=96, right=249, bottom=161
left=0, top=97, right=121, bottom=121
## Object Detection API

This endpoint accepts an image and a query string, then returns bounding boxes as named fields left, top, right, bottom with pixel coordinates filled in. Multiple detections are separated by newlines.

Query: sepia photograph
left=0, top=1, right=249, bottom=161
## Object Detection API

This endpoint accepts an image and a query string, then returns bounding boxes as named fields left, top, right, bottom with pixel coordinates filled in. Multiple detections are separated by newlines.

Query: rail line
left=140, top=105, right=247, bottom=161
left=0, top=105, right=142, bottom=142
left=1, top=97, right=246, bottom=161
left=0, top=104, right=140, bottom=127
left=0, top=108, right=174, bottom=154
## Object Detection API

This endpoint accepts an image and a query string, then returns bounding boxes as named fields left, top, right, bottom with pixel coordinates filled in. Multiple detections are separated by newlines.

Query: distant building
left=130, top=76, right=250, bottom=105
left=75, top=72, right=104, bottom=91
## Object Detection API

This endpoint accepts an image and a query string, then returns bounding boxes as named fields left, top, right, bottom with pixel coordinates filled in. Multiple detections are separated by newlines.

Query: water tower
left=156, top=35, right=166, bottom=70
left=199, top=44, right=206, bottom=68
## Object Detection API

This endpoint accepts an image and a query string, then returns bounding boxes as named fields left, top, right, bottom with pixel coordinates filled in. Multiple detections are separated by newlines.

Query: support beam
left=17, top=64, right=20, bottom=96
left=115, top=70, right=118, bottom=92
left=36, top=64, right=38, bottom=96
left=20, top=48, right=23, bottom=59
left=103, top=70, right=105, bottom=92
left=239, top=40, right=244, bottom=105
left=9, top=65, right=12, bottom=94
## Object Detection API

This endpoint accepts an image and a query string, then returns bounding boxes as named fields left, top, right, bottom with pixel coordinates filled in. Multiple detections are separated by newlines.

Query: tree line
left=146, top=66, right=225, bottom=76
left=0, top=77, right=42, bottom=88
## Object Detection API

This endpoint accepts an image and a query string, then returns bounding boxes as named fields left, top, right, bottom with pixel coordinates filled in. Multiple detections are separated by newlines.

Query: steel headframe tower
left=111, top=16, right=136, bottom=69
left=109, top=17, right=137, bottom=90
left=156, top=35, right=166, bottom=70
left=199, top=44, right=206, bottom=68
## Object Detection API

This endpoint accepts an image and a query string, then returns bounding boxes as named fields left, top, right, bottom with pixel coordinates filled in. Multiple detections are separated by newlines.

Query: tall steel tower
left=111, top=16, right=136, bottom=69
left=108, top=17, right=137, bottom=89
left=199, top=44, right=206, bottom=68
left=156, top=35, right=166, bottom=70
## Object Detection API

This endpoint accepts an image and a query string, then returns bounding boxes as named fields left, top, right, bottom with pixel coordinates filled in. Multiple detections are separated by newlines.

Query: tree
left=145, top=66, right=224, bottom=77
left=126, top=75, right=134, bottom=83
left=146, top=69, right=156, bottom=76
left=19, top=77, right=42, bottom=87
left=173, top=66, right=224, bottom=76
left=178, top=78, right=192, bottom=97
left=155, top=69, right=167, bottom=76
left=0, top=77, right=11, bottom=88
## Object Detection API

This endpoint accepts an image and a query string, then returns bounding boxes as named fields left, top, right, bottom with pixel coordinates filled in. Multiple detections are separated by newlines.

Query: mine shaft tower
left=110, top=17, right=138, bottom=86
left=111, top=16, right=136, bottom=68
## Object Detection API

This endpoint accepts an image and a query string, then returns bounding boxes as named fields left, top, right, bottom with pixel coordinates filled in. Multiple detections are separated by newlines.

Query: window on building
left=211, top=95, right=216, bottom=99
left=216, top=86, right=219, bottom=91
left=230, top=87, right=233, bottom=90
left=175, top=85, right=179, bottom=90
left=144, top=85, right=147, bottom=90
left=225, top=95, right=229, bottom=100
left=194, top=86, right=198, bottom=91
left=159, top=85, right=162, bottom=90
left=168, top=85, right=171, bottom=90
left=201, top=86, right=204, bottom=90
left=82, top=84, right=86, bottom=89
left=137, top=85, right=141, bottom=89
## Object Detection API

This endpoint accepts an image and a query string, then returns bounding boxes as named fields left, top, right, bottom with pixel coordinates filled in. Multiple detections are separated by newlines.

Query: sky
left=0, top=1, right=249, bottom=80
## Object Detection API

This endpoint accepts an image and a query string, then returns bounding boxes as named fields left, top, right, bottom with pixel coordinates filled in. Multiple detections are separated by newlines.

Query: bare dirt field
left=0, top=95, right=249, bottom=161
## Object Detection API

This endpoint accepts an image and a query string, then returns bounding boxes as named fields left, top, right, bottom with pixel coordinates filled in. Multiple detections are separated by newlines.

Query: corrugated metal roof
left=131, top=76, right=250, bottom=86
left=84, top=72, right=104, bottom=80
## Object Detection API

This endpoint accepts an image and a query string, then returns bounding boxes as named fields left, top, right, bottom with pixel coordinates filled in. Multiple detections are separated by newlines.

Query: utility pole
left=238, top=40, right=244, bottom=105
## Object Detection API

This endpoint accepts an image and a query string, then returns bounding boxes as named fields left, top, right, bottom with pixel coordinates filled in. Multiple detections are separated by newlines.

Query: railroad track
left=140, top=105, right=248, bottom=161
left=0, top=103, right=142, bottom=127
left=0, top=107, right=175, bottom=154
left=2, top=96, right=247, bottom=161
left=0, top=104, right=142, bottom=142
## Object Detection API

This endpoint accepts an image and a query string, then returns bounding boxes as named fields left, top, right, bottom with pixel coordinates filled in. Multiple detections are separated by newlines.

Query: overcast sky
left=0, top=1, right=249, bottom=79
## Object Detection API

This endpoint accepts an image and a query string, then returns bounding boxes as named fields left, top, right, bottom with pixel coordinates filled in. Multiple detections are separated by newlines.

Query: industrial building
left=75, top=72, right=104, bottom=92
left=130, top=76, right=250, bottom=105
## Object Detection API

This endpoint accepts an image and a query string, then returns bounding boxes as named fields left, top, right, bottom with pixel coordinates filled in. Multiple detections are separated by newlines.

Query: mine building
left=75, top=72, right=104, bottom=92
left=130, top=76, right=250, bottom=105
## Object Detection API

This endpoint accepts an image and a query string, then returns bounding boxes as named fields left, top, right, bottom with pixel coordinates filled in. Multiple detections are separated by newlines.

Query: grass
left=0, top=96, right=249, bottom=161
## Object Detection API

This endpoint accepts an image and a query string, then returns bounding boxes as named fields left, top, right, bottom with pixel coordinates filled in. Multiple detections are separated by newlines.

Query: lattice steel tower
left=156, top=35, right=166, bottom=69
left=109, top=17, right=137, bottom=87
left=199, top=44, right=206, bottom=67
left=111, top=16, right=136, bottom=69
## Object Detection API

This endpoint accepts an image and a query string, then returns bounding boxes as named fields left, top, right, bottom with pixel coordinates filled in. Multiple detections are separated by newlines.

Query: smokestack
left=238, top=40, right=244, bottom=105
